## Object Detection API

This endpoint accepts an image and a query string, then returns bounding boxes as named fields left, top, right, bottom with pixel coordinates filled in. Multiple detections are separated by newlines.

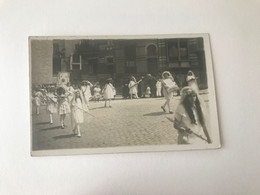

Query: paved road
left=32, top=92, right=209, bottom=151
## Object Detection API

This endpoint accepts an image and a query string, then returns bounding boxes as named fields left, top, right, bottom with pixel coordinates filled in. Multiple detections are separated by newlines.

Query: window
left=147, top=44, right=157, bottom=57
left=70, top=54, right=82, bottom=70
left=53, top=43, right=61, bottom=74
left=125, top=45, right=136, bottom=73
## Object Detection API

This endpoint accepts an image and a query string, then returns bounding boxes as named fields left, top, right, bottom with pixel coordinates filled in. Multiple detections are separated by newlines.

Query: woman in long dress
left=161, top=71, right=178, bottom=114
left=173, top=87, right=211, bottom=144
left=81, top=80, right=93, bottom=107
left=102, top=78, right=115, bottom=107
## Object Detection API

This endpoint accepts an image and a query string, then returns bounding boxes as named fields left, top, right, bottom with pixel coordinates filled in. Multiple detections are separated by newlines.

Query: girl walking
left=161, top=71, right=179, bottom=114
left=57, top=86, right=71, bottom=129
left=45, top=86, right=57, bottom=124
left=71, top=90, right=85, bottom=137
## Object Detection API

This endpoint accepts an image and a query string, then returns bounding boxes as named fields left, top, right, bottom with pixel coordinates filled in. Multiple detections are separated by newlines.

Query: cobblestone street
left=32, top=92, right=209, bottom=151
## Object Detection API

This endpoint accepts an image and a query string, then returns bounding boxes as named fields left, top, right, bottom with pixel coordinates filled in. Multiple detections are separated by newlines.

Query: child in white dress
left=161, top=71, right=179, bottom=114
left=93, top=83, right=102, bottom=102
left=45, top=86, right=57, bottom=124
left=57, top=86, right=71, bottom=129
left=128, top=76, right=139, bottom=99
left=102, top=78, right=115, bottom=108
left=71, top=90, right=85, bottom=137
left=146, top=86, right=151, bottom=97
left=33, top=89, right=43, bottom=115
left=156, top=79, right=162, bottom=97
left=81, top=80, right=93, bottom=107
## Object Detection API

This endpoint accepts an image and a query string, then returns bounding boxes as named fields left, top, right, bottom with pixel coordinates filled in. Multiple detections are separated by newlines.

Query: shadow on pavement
left=143, top=112, right=168, bottom=116
left=89, top=106, right=106, bottom=110
left=35, top=122, right=49, bottom=125
left=53, top=134, right=76, bottom=140
left=40, top=126, right=60, bottom=131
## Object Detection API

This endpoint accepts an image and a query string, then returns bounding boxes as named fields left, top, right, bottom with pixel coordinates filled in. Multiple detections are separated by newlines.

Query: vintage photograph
left=30, top=34, right=221, bottom=156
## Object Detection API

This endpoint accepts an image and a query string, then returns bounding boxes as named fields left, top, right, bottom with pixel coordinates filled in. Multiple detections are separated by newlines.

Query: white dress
left=46, top=93, right=57, bottom=114
left=58, top=95, right=71, bottom=115
left=93, top=87, right=101, bottom=99
left=103, top=83, right=115, bottom=99
left=72, top=98, right=84, bottom=124
left=81, top=85, right=92, bottom=102
left=162, top=78, right=176, bottom=100
left=129, top=81, right=137, bottom=94
left=186, top=76, right=199, bottom=94
left=34, top=91, right=42, bottom=106
left=67, top=86, right=75, bottom=103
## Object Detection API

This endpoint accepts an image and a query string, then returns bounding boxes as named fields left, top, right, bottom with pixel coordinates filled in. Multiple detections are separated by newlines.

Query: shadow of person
left=89, top=106, right=108, bottom=110
left=143, top=112, right=167, bottom=116
left=35, top=122, right=50, bottom=125
left=40, top=126, right=61, bottom=131
left=53, top=134, right=76, bottom=140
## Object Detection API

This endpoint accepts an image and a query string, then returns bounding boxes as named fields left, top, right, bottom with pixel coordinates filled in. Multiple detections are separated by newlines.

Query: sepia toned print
left=30, top=34, right=221, bottom=156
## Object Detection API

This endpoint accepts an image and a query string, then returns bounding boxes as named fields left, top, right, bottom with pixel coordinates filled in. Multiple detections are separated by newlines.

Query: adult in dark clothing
left=146, top=74, right=157, bottom=98
left=122, top=80, right=129, bottom=99
left=138, top=76, right=146, bottom=98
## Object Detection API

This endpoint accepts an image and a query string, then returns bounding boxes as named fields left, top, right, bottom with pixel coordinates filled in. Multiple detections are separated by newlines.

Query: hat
left=82, top=80, right=89, bottom=83
left=162, top=71, right=172, bottom=79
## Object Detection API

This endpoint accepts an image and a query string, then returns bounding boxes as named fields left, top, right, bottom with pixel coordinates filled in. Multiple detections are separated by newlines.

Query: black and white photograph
left=30, top=34, right=220, bottom=155
left=2, top=0, right=260, bottom=194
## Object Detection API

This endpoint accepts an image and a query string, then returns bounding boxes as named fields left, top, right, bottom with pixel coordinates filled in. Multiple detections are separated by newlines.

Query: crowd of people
left=32, top=70, right=212, bottom=144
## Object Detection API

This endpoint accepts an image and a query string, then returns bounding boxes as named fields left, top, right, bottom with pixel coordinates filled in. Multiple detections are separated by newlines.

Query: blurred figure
left=173, top=87, right=211, bottom=144
left=186, top=70, right=199, bottom=94
left=93, top=83, right=102, bottom=102
left=156, top=79, right=162, bottom=97
left=81, top=80, right=93, bottom=107
left=102, top=78, right=115, bottom=107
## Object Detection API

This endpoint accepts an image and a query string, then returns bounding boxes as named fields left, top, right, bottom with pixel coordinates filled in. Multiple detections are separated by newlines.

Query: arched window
left=147, top=44, right=157, bottom=57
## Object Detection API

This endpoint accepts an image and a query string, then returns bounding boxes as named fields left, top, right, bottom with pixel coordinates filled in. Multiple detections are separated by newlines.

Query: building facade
left=31, top=37, right=207, bottom=90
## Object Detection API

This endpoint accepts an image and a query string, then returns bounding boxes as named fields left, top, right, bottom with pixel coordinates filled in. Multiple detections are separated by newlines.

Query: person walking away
left=173, top=86, right=211, bottom=144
